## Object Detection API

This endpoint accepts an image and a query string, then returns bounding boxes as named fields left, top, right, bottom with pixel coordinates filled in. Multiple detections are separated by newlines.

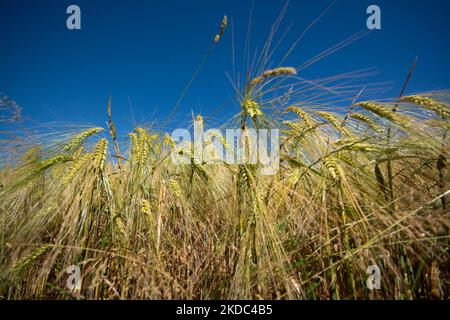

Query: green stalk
left=386, top=57, right=418, bottom=214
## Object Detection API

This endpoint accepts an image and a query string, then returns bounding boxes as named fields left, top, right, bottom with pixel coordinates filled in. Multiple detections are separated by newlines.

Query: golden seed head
left=400, top=95, right=450, bottom=118
left=283, top=120, right=303, bottom=132
left=317, top=111, right=351, bottom=136
left=196, top=114, right=204, bottom=125
left=63, top=152, right=92, bottom=184
left=64, top=127, right=104, bottom=152
left=133, top=128, right=152, bottom=166
left=93, top=138, right=108, bottom=170
left=141, top=199, right=152, bottom=216
left=251, top=67, right=297, bottom=87
left=163, top=133, right=175, bottom=149
left=324, top=158, right=342, bottom=182
left=242, top=99, right=262, bottom=120
left=286, top=106, right=315, bottom=130
left=213, top=15, right=228, bottom=44
left=114, top=216, right=126, bottom=237
left=169, top=179, right=183, bottom=199
left=350, top=113, right=381, bottom=132
left=21, top=146, right=41, bottom=162
left=355, top=102, right=394, bottom=121
left=288, top=168, right=303, bottom=186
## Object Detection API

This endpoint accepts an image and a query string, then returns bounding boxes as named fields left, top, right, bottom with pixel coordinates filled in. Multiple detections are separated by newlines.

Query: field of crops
left=0, top=14, right=449, bottom=300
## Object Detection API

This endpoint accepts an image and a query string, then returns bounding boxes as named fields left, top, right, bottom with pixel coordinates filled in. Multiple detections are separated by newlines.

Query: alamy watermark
left=367, top=5, right=381, bottom=30
left=366, top=265, right=381, bottom=290
left=66, top=5, right=81, bottom=30
left=64, top=4, right=380, bottom=33
left=66, top=264, right=82, bottom=291
left=170, top=120, right=280, bottom=175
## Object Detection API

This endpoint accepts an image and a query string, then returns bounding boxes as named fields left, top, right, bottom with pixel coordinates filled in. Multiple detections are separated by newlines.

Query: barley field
left=0, top=11, right=449, bottom=300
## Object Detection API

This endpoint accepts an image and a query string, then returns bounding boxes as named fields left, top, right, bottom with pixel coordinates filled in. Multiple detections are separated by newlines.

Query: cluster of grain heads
left=63, top=127, right=104, bottom=152
left=135, top=127, right=154, bottom=144
left=131, top=128, right=154, bottom=167
left=400, top=95, right=450, bottom=118
left=1, top=17, right=449, bottom=299
left=397, top=96, right=449, bottom=210
left=250, top=67, right=297, bottom=87
left=0, top=91, right=449, bottom=299
left=63, top=152, right=93, bottom=184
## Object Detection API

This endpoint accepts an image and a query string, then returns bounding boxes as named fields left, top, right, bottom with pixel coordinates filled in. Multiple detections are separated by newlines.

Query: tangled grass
left=0, top=12, right=449, bottom=300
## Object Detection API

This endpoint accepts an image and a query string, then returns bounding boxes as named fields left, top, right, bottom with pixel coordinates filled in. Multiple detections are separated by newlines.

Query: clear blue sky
left=1, top=0, right=450, bottom=134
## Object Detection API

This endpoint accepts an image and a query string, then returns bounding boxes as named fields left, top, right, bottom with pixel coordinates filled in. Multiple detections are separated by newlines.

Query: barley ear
left=251, top=67, right=297, bottom=87
left=213, top=15, right=228, bottom=44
